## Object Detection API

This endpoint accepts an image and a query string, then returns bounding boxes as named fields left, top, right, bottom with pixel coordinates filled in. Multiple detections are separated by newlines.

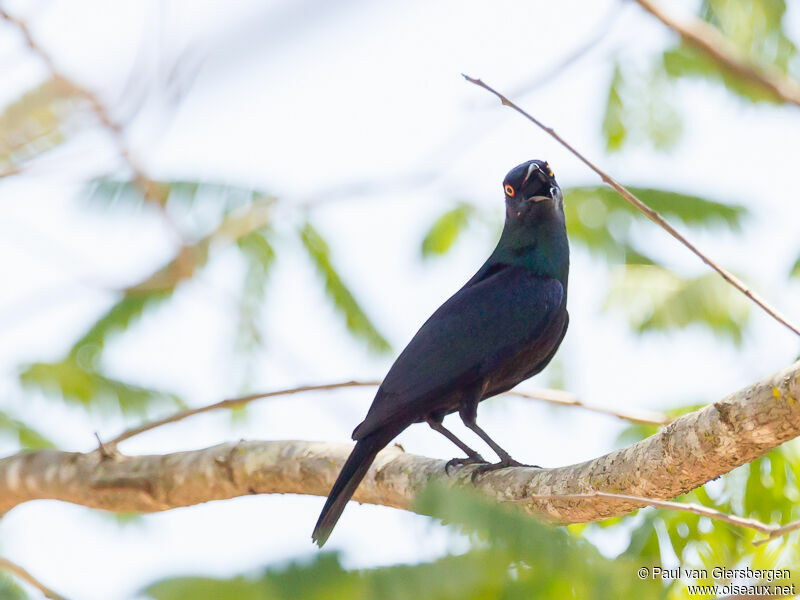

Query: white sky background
left=0, top=0, right=799, bottom=598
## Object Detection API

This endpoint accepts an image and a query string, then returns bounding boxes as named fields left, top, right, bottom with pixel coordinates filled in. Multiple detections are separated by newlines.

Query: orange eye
left=504, top=184, right=515, bottom=197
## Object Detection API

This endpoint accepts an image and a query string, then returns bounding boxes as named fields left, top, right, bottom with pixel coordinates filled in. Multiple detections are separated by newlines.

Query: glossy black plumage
left=313, top=159, right=570, bottom=547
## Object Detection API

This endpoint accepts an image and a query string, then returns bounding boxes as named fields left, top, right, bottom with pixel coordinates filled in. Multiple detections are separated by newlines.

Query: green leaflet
left=0, top=77, right=86, bottom=173
left=600, top=61, right=682, bottom=152
left=20, top=359, right=180, bottom=415
left=86, top=178, right=274, bottom=212
left=0, top=575, right=28, bottom=600
left=234, top=229, right=277, bottom=385
left=299, top=221, right=391, bottom=354
left=420, top=203, right=476, bottom=258
left=602, top=63, right=627, bottom=152
left=563, top=185, right=745, bottom=266
left=662, top=45, right=782, bottom=104
left=0, top=409, right=54, bottom=449
left=790, top=254, right=800, bottom=279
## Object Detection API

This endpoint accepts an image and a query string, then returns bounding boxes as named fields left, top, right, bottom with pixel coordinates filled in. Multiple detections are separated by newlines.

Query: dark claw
left=445, top=453, right=488, bottom=475
left=470, top=458, right=541, bottom=483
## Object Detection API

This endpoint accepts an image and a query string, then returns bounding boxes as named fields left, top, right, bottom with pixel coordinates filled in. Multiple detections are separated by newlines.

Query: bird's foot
left=445, top=453, right=488, bottom=475
left=470, top=457, right=540, bottom=483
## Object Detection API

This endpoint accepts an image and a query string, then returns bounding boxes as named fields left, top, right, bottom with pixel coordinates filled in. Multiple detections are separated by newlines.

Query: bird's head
left=502, top=159, right=563, bottom=221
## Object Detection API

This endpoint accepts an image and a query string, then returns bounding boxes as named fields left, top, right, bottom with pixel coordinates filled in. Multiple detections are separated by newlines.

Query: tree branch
left=0, top=557, right=69, bottom=600
left=463, top=74, right=800, bottom=338
left=2, top=361, right=798, bottom=536
left=632, top=0, right=800, bottom=109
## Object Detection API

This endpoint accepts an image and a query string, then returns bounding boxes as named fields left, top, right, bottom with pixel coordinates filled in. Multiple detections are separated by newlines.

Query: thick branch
left=1, top=362, right=798, bottom=529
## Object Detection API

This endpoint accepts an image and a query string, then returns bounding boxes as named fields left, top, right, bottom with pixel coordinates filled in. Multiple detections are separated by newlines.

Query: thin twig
left=106, top=380, right=381, bottom=446
left=0, top=557, right=70, bottom=600
left=463, top=74, right=800, bottom=338
left=107, top=380, right=669, bottom=447
left=632, top=0, right=800, bottom=109
left=505, top=389, right=670, bottom=426
left=526, top=491, right=798, bottom=546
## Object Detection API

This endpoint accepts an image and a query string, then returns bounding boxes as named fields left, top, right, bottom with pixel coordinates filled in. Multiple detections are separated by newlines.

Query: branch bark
left=1, top=361, right=798, bottom=528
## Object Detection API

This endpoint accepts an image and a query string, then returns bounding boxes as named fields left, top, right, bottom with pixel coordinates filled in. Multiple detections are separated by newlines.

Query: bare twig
left=106, top=380, right=669, bottom=447
left=463, top=74, right=800, bottom=338
left=526, top=491, right=799, bottom=546
left=0, top=557, right=69, bottom=600
left=633, top=0, right=800, bottom=109
left=505, top=389, right=670, bottom=426
left=106, top=380, right=381, bottom=446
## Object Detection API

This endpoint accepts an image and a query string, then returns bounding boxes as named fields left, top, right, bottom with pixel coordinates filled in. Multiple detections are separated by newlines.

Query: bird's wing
left=352, top=264, right=565, bottom=439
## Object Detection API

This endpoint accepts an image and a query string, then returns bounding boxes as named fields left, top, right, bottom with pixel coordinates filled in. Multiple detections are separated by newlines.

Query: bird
left=312, top=159, right=569, bottom=547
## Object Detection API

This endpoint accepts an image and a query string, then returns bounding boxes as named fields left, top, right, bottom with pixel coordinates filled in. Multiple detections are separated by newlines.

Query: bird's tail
left=312, top=428, right=397, bottom=547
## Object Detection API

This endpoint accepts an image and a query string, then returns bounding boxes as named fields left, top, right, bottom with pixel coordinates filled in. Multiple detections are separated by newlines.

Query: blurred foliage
left=0, top=575, right=27, bottom=600
left=144, top=485, right=665, bottom=600
left=300, top=221, right=391, bottom=354
left=605, top=265, right=750, bottom=344
left=85, top=179, right=275, bottom=237
left=0, top=77, right=86, bottom=174
left=235, top=228, right=276, bottom=378
left=420, top=203, right=475, bottom=258
left=603, top=0, right=799, bottom=151
left=20, top=359, right=180, bottom=415
left=563, top=185, right=744, bottom=263
left=0, top=409, right=53, bottom=449
left=791, top=253, right=800, bottom=279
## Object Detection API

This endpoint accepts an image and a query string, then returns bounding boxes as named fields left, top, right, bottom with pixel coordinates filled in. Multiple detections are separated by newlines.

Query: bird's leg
left=458, top=391, right=540, bottom=480
left=426, top=415, right=487, bottom=474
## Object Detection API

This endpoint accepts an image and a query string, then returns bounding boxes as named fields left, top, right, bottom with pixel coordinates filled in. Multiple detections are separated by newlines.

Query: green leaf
left=86, top=178, right=274, bottom=215
left=20, top=359, right=180, bottom=415
left=67, top=241, right=211, bottom=363
left=602, top=64, right=627, bottom=152
left=0, top=409, right=54, bottom=449
left=420, top=203, right=475, bottom=258
left=234, top=229, right=277, bottom=381
left=566, top=186, right=745, bottom=230
left=600, top=62, right=682, bottom=152
left=0, top=77, right=86, bottom=173
left=0, top=575, right=28, bottom=600
left=145, top=575, right=269, bottom=600
left=790, top=253, right=800, bottom=279
left=562, top=185, right=745, bottom=266
left=605, top=265, right=751, bottom=343
left=702, top=0, right=797, bottom=73
left=299, top=221, right=391, bottom=354
left=663, top=45, right=781, bottom=104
